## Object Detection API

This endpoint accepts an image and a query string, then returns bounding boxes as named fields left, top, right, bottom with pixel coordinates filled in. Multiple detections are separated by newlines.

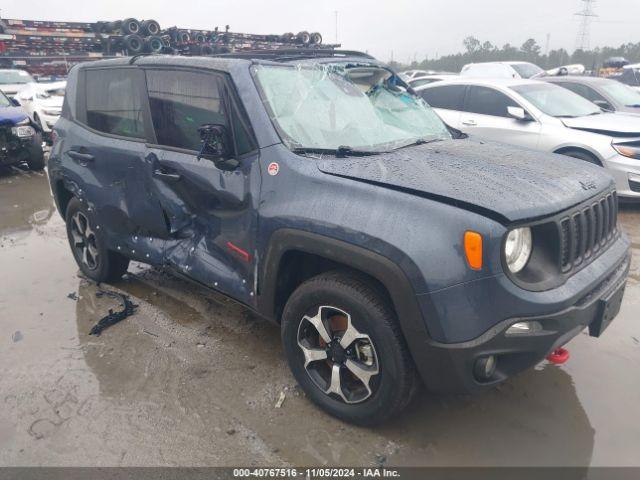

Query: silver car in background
left=544, top=76, right=640, bottom=115
left=416, top=78, right=640, bottom=198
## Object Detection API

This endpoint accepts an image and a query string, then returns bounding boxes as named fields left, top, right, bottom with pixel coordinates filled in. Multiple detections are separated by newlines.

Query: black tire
left=105, top=21, right=121, bottom=33
left=281, top=271, right=417, bottom=426
left=200, top=44, right=214, bottom=55
left=310, top=32, right=323, bottom=45
left=26, top=135, right=45, bottom=171
left=124, top=34, right=144, bottom=54
left=121, top=18, right=140, bottom=35
left=141, top=19, right=161, bottom=36
left=280, top=32, right=294, bottom=43
left=65, top=197, right=129, bottom=283
left=178, top=30, right=191, bottom=44
left=560, top=149, right=602, bottom=166
left=296, top=31, right=311, bottom=45
left=194, top=32, right=206, bottom=44
left=145, top=35, right=164, bottom=53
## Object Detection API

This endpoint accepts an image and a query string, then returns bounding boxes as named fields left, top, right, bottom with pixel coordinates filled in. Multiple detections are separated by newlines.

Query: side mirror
left=197, top=123, right=239, bottom=170
left=507, top=106, right=533, bottom=122
left=593, top=100, right=614, bottom=111
left=10, top=97, right=21, bottom=106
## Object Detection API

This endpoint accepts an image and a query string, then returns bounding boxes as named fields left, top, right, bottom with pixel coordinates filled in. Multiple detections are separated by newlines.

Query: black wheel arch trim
left=257, top=228, right=434, bottom=381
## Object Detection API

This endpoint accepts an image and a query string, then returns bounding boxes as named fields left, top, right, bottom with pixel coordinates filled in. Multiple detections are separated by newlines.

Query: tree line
left=391, top=36, right=640, bottom=73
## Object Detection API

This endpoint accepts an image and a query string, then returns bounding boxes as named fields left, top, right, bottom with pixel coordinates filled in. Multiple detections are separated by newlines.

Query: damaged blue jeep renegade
left=49, top=52, right=631, bottom=425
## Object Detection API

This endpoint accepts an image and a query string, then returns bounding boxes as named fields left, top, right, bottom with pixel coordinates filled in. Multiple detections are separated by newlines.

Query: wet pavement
left=0, top=166, right=639, bottom=467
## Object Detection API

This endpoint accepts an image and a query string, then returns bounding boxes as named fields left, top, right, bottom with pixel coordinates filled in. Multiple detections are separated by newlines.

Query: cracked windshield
left=254, top=64, right=451, bottom=152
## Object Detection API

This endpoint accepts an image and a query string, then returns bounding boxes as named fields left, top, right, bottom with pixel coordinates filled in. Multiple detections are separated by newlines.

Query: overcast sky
left=2, top=0, right=639, bottom=62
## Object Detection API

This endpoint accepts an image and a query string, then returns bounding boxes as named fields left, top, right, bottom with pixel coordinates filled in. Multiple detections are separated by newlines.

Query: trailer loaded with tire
left=0, top=16, right=334, bottom=78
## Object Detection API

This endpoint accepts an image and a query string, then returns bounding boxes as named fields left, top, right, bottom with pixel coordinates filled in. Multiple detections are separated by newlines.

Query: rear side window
left=420, top=85, right=465, bottom=110
left=145, top=69, right=227, bottom=151
left=85, top=69, right=145, bottom=138
left=465, top=86, right=518, bottom=117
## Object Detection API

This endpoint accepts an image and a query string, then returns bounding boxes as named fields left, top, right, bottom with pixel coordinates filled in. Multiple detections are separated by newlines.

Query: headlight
left=504, top=227, right=532, bottom=273
left=42, top=109, right=61, bottom=116
left=11, top=125, right=36, bottom=138
left=612, top=143, right=640, bottom=160
left=15, top=117, right=31, bottom=126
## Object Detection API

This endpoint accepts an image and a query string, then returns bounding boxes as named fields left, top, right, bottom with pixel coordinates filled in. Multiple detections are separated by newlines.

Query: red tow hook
left=546, top=347, right=570, bottom=365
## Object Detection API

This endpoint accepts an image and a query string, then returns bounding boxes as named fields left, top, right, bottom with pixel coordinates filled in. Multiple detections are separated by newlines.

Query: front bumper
left=415, top=240, right=631, bottom=394
left=604, top=152, right=640, bottom=199
left=0, top=127, right=41, bottom=166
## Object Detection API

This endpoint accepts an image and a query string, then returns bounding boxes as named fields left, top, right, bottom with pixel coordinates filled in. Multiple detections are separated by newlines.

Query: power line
left=574, top=0, right=598, bottom=51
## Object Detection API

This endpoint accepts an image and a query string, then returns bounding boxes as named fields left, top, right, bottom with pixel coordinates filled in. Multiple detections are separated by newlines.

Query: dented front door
left=142, top=68, right=260, bottom=306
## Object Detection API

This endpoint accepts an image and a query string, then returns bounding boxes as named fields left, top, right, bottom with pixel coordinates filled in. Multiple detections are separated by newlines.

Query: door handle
left=66, top=150, right=95, bottom=163
left=153, top=169, right=182, bottom=182
left=462, top=119, right=477, bottom=126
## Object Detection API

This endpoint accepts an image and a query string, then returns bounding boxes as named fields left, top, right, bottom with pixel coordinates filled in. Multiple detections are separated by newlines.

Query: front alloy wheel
left=298, top=306, right=380, bottom=404
left=281, top=271, right=418, bottom=426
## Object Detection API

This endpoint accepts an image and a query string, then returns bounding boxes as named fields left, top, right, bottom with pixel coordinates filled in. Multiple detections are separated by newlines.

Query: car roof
left=418, top=77, right=542, bottom=89
left=74, top=51, right=381, bottom=73
left=544, top=75, right=611, bottom=85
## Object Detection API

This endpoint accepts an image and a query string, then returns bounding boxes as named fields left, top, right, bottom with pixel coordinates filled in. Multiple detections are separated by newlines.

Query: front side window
left=254, top=64, right=451, bottom=152
left=85, top=69, right=145, bottom=138
left=465, top=86, right=519, bottom=117
left=512, top=83, right=601, bottom=118
left=145, top=69, right=226, bottom=151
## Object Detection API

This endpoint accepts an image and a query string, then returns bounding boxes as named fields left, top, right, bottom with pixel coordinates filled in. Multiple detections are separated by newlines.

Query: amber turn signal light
left=464, top=231, right=483, bottom=271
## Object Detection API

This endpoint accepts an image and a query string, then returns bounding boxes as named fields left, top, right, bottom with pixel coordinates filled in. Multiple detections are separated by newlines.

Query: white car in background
left=461, top=61, right=545, bottom=79
left=407, top=74, right=457, bottom=89
left=417, top=78, right=640, bottom=198
left=400, top=69, right=431, bottom=80
left=0, top=69, right=35, bottom=98
left=16, top=81, right=66, bottom=136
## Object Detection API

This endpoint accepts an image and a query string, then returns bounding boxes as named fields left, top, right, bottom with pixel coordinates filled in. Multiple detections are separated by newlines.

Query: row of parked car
left=401, top=61, right=640, bottom=199
left=0, top=68, right=66, bottom=171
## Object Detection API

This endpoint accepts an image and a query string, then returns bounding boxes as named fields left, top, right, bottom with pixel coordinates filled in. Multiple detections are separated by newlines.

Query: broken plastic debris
left=89, top=289, right=138, bottom=336
left=275, top=391, right=286, bottom=408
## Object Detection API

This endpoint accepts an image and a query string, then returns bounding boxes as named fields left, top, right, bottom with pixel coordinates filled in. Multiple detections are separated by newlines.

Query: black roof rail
left=211, top=49, right=375, bottom=61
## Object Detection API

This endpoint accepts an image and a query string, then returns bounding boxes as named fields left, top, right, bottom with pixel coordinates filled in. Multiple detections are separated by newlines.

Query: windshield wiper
left=392, top=137, right=445, bottom=151
left=291, top=146, right=382, bottom=158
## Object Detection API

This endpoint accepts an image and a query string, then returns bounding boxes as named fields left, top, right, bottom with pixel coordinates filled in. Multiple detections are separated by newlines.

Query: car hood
left=561, top=112, right=640, bottom=136
left=0, top=106, right=29, bottom=125
left=316, top=139, right=614, bottom=223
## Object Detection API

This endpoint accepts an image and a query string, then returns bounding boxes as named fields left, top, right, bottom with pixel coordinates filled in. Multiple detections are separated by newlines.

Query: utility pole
left=574, top=0, right=597, bottom=51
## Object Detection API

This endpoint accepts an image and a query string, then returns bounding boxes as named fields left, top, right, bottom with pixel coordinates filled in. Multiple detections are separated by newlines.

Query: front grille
left=559, top=191, right=618, bottom=273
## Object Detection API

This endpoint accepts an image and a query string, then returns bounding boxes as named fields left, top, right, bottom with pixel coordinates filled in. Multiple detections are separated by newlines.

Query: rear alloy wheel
left=65, top=197, right=129, bottom=283
left=282, top=271, right=417, bottom=425
left=70, top=211, right=100, bottom=271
